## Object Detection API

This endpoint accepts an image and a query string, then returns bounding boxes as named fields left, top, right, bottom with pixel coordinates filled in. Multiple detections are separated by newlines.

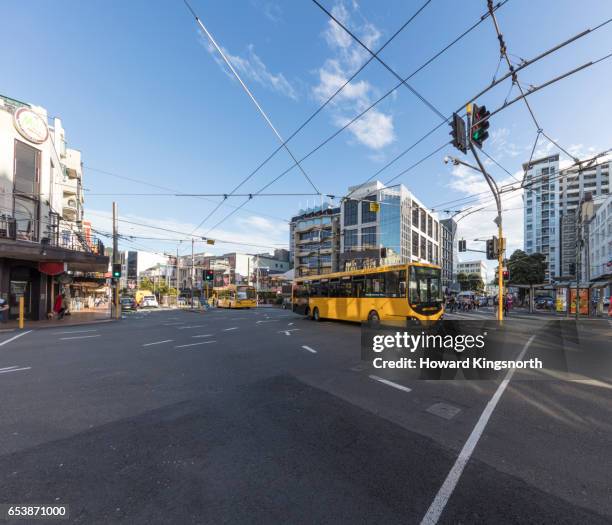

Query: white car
left=141, top=295, right=159, bottom=308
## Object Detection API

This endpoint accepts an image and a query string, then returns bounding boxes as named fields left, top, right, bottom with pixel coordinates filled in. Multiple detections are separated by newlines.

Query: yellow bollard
left=18, top=296, right=24, bottom=329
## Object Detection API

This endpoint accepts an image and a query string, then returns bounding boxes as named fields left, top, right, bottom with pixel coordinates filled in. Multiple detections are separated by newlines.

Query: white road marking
left=420, top=334, right=537, bottom=525
left=368, top=375, right=412, bottom=393
left=0, top=330, right=32, bottom=347
left=192, top=334, right=214, bottom=338
left=279, top=329, right=300, bottom=336
left=0, top=366, right=31, bottom=374
left=142, top=339, right=173, bottom=347
left=54, top=329, right=98, bottom=335
left=256, top=320, right=278, bottom=324
left=288, top=322, right=294, bottom=326
left=0, top=366, right=19, bottom=371
left=301, top=345, right=317, bottom=354
left=177, top=325, right=206, bottom=330
left=223, top=327, right=238, bottom=331
left=175, top=341, right=217, bottom=349
left=163, top=322, right=185, bottom=326
left=59, top=334, right=101, bottom=341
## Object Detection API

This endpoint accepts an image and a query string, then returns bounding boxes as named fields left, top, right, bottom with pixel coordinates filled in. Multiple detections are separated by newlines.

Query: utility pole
left=191, top=238, right=195, bottom=308
left=575, top=201, right=582, bottom=320
left=112, top=202, right=120, bottom=320
left=466, top=106, right=504, bottom=322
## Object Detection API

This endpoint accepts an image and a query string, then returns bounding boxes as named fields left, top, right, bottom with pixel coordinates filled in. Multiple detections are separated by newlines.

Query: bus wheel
left=312, top=307, right=321, bottom=321
left=368, top=310, right=380, bottom=325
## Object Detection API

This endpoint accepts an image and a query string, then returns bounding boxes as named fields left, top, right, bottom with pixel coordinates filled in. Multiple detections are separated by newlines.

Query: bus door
left=352, top=275, right=364, bottom=320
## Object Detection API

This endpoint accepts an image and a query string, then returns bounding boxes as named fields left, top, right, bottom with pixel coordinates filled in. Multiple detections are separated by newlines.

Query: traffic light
left=458, top=239, right=466, bottom=252
left=112, top=263, right=121, bottom=279
left=450, top=112, right=467, bottom=154
left=502, top=269, right=510, bottom=280
left=205, top=269, right=214, bottom=282
left=470, top=104, right=490, bottom=149
left=486, top=237, right=498, bottom=260
left=206, top=239, right=215, bottom=245
left=380, top=247, right=387, bottom=259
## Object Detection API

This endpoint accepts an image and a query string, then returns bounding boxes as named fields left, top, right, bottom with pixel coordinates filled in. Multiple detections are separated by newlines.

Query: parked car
left=534, top=296, right=554, bottom=309
left=120, top=297, right=137, bottom=311
left=140, top=295, right=159, bottom=308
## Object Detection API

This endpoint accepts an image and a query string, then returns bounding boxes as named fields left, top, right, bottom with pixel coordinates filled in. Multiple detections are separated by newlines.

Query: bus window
left=364, top=273, right=384, bottom=297
left=409, top=266, right=442, bottom=305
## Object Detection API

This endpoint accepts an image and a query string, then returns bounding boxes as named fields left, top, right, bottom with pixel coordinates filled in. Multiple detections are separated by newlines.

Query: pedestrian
left=0, top=297, right=8, bottom=323
left=53, top=292, right=66, bottom=319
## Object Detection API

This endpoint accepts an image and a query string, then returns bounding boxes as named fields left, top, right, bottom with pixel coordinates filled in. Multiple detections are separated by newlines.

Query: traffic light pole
left=468, top=143, right=504, bottom=322
left=112, top=202, right=120, bottom=320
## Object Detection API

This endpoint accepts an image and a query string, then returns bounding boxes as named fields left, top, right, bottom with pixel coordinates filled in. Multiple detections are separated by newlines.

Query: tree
left=507, top=250, right=546, bottom=285
left=457, top=272, right=469, bottom=291
left=467, top=273, right=484, bottom=292
left=139, top=277, right=154, bottom=291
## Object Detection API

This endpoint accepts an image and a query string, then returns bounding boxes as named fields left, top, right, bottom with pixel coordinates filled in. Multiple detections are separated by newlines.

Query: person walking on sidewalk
left=54, top=293, right=65, bottom=320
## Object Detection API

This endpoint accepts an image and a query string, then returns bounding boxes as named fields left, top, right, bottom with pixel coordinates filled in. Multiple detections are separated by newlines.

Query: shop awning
left=38, top=262, right=66, bottom=276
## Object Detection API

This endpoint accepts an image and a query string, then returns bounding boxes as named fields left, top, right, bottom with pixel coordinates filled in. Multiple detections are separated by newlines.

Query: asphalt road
left=0, top=307, right=610, bottom=524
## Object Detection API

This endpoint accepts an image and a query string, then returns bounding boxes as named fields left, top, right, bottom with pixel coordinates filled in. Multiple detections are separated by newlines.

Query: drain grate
left=426, top=402, right=462, bottom=420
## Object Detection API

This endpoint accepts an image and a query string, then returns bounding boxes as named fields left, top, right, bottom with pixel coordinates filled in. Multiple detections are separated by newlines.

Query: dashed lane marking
left=0, top=330, right=32, bottom=347
left=420, top=334, right=537, bottom=525
left=142, top=339, right=173, bottom=347
left=54, top=329, right=98, bottom=335
left=223, top=327, right=239, bottom=331
left=177, top=325, right=206, bottom=330
left=59, top=334, right=102, bottom=341
left=256, top=320, right=278, bottom=324
left=0, top=366, right=31, bottom=375
left=301, top=345, right=317, bottom=354
left=192, top=334, right=214, bottom=338
left=368, top=375, right=412, bottom=393
left=175, top=341, right=217, bottom=349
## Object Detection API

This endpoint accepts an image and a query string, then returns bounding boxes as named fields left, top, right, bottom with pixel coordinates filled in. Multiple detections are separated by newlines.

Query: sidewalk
left=0, top=308, right=114, bottom=331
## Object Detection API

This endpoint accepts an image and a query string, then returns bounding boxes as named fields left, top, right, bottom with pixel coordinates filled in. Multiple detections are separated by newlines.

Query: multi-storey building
left=440, top=218, right=457, bottom=292
left=0, top=94, right=107, bottom=320
left=523, top=154, right=561, bottom=282
left=339, top=181, right=440, bottom=271
left=523, top=154, right=610, bottom=282
left=559, top=161, right=610, bottom=278
left=456, top=259, right=488, bottom=284
left=119, top=250, right=168, bottom=291
left=289, top=203, right=340, bottom=277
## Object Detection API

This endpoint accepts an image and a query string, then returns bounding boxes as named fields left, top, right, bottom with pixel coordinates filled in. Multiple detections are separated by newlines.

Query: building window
left=361, top=195, right=377, bottom=223
left=427, top=216, right=433, bottom=237
left=344, top=200, right=358, bottom=226
left=344, top=229, right=358, bottom=250
left=420, top=209, right=427, bottom=234
left=412, top=232, right=419, bottom=257
left=420, top=236, right=426, bottom=259
left=412, top=204, right=419, bottom=228
left=427, top=240, right=432, bottom=262
left=362, top=226, right=376, bottom=249
left=13, top=140, right=41, bottom=241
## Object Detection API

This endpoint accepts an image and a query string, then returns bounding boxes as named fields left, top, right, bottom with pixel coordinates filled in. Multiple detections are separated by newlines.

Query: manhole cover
left=426, top=402, right=461, bottom=420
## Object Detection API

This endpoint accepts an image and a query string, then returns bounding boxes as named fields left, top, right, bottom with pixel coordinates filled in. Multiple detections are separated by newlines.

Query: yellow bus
left=212, top=285, right=257, bottom=309
left=292, top=263, right=443, bottom=323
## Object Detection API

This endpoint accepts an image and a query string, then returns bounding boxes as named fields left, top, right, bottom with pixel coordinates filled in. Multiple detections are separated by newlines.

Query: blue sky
left=2, top=0, right=611, bottom=260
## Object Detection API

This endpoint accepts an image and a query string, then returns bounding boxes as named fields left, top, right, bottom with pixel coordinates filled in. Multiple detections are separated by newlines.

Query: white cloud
left=312, top=1, right=395, bottom=150
left=204, top=40, right=298, bottom=101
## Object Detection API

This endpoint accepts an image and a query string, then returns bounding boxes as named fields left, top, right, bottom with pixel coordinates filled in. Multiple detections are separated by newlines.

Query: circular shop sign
left=13, top=107, right=49, bottom=144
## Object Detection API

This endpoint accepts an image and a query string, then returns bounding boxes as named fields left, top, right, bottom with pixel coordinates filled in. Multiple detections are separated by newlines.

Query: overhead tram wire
left=311, top=0, right=447, bottom=122
left=201, top=2, right=510, bottom=236
left=347, top=11, right=612, bottom=201
left=182, top=0, right=321, bottom=235
left=178, top=0, right=433, bottom=233
left=84, top=165, right=291, bottom=224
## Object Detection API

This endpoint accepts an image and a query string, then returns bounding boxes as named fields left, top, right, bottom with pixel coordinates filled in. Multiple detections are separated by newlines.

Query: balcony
left=0, top=212, right=108, bottom=272
left=63, top=198, right=79, bottom=221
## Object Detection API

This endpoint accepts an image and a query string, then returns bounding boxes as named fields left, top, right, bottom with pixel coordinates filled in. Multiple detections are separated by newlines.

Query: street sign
left=369, top=202, right=380, bottom=213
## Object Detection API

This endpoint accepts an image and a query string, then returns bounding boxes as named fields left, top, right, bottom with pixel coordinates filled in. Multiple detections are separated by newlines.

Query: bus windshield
left=408, top=266, right=442, bottom=306
left=236, top=287, right=255, bottom=300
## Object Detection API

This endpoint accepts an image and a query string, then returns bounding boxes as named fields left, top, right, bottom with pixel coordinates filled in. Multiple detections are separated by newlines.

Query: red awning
left=38, top=262, right=66, bottom=276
